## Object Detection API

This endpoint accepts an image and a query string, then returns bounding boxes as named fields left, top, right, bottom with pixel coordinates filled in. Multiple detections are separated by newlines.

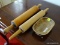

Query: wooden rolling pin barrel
left=9, top=8, right=49, bottom=40
left=3, top=4, right=41, bottom=34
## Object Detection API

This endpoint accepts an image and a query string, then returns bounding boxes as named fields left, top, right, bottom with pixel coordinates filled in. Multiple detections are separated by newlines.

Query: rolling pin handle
left=37, top=4, right=42, bottom=8
left=9, top=29, right=22, bottom=40
left=44, top=8, right=49, bottom=13
left=4, top=25, right=14, bottom=34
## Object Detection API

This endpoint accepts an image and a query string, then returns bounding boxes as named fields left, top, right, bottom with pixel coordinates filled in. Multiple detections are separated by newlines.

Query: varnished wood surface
left=0, top=0, right=60, bottom=45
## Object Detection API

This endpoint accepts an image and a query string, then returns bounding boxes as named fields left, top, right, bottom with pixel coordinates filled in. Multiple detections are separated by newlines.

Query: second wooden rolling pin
left=4, top=4, right=41, bottom=34
left=9, top=8, right=49, bottom=40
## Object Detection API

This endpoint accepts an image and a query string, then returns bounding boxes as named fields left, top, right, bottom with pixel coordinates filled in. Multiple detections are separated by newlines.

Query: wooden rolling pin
left=4, top=4, right=41, bottom=34
left=9, top=8, right=49, bottom=40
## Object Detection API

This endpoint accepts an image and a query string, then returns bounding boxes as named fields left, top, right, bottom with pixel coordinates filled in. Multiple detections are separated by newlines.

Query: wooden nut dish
left=32, top=17, right=55, bottom=36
